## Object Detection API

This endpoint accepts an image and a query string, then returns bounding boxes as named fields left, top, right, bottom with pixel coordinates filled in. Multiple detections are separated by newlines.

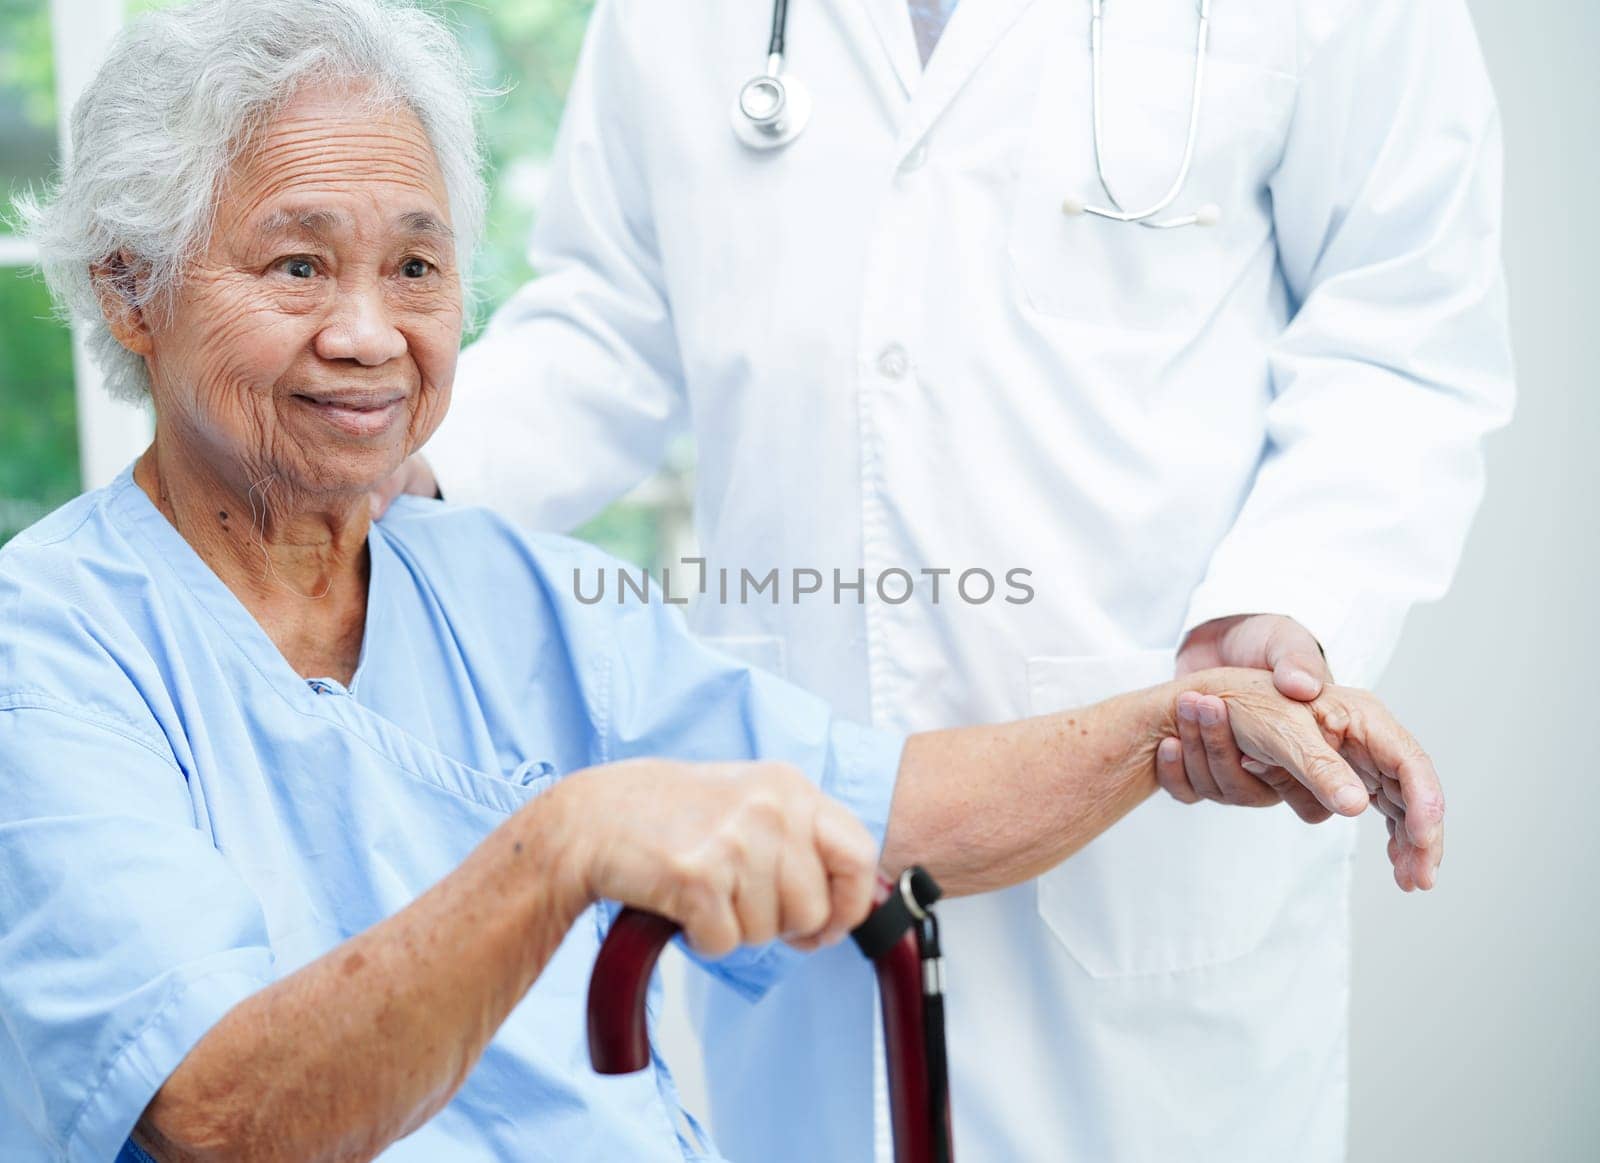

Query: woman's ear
left=90, top=252, right=154, bottom=357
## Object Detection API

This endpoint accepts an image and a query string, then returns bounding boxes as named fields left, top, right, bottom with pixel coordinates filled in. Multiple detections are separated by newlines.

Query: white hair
left=14, top=0, right=489, bottom=401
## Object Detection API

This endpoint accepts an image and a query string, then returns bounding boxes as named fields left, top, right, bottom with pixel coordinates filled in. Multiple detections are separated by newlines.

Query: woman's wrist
left=506, top=779, right=598, bottom=938
left=1048, top=680, right=1188, bottom=803
left=1112, top=678, right=1190, bottom=763
left=1110, top=669, right=1267, bottom=774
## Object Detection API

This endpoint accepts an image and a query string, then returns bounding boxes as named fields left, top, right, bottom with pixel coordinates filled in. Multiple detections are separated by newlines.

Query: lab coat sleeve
left=423, top=0, right=687, bottom=532
left=1177, top=0, right=1516, bottom=687
left=586, top=570, right=906, bottom=1001
left=0, top=699, right=274, bottom=1163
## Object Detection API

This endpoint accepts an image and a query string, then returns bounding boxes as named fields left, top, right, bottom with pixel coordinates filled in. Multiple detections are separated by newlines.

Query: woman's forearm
left=881, top=680, right=1185, bottom=897
left=136, top=786, right=592, bottom=1162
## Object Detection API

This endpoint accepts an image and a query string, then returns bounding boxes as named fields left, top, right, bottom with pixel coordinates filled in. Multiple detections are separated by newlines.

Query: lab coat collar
left=907, top=0, right=1039, bottom=142
left=849, top=0, right=921, bottom=101
left=850, top=0, right=1040, bottom=147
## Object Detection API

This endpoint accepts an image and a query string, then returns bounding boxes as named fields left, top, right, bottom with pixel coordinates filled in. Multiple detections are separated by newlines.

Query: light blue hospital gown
left=0, top=467, right=903, bottom=1162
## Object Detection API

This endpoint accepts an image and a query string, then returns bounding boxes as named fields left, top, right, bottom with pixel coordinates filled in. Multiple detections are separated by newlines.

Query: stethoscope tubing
left=735, top=0, right=1218, bottom=228
left=768, top=0, right=789, bottom=57
left=1080, top=0, right=1215, bottom=227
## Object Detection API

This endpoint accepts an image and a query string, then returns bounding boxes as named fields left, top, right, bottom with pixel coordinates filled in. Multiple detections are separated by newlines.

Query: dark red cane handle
left=586, top=907, right=680, bottom=1074
left=585, top=874, right=948, bottom=1163
left=585, top=880, right=912, bottom=1076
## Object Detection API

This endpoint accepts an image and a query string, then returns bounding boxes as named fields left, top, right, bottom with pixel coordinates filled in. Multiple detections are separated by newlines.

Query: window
left=1, top=0, right=691, bottom=568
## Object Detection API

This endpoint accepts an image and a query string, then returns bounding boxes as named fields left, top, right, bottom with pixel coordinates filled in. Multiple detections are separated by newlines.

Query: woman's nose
left=315, top=285, right=407, bottom=366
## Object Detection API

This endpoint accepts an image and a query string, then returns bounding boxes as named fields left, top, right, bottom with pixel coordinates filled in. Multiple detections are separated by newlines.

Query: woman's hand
left=554, top=759, right=880, bottom=958
left=1167, top=613, right=1333, bottom=804
left=1175, top=669, right=1445, bottom=891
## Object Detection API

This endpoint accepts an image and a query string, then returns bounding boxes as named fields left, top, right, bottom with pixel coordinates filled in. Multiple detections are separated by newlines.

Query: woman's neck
left=133, top=440, right=372, bottom=685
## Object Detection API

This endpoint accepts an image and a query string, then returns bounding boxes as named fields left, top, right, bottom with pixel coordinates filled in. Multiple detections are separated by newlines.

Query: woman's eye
left=281, top=258, right=316, bottom=279
left=400, top=257, right=433, bottom=279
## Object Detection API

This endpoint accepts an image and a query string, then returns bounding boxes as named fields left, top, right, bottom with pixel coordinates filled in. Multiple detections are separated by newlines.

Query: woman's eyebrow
left=255, top=207, right=346, bottom=241
left=397, top=210, right=454, bottom=244
left=250, top=209, right=450, bottom=244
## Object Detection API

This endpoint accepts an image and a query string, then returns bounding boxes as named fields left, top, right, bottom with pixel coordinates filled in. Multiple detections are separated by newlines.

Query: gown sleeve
left=0, top=696, right=274, bottom=1163
left=568, top=558, right=906, bottom=1001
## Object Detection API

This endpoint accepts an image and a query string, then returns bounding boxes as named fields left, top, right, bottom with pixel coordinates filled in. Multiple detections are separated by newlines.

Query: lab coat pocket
left=1026, top=650, right=1302, bottom=978
left=1006, top=37, right=1294, bottom=332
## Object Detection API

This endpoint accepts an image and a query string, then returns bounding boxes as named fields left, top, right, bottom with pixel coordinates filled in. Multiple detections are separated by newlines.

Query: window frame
left=0, top=0, right=152, bottom=495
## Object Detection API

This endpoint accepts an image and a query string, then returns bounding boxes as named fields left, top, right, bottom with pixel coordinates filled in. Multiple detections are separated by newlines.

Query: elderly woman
left=0, top=1, right=1442, bottom=1160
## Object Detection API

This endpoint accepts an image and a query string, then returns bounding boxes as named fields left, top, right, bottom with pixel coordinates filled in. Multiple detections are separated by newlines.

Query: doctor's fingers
left=1269, top=648, right=1331, bottom=702
left=1155, top=737, right=1201, bottom=804
left=1186, top=695, right=1282, bottom=808
left=1174, top=694, right=1223, bottom=802
left=1175, top=693, right=1281, bottom=806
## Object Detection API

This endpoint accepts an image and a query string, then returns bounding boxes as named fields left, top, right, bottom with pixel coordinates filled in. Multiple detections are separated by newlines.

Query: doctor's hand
left=1161, top=614, right=1332, bottom=818
left=554, top=759, right=880, bottom=958
left=370, top=453, right=440, bottom=518
left=1180, top=668, right=1445, bottom=891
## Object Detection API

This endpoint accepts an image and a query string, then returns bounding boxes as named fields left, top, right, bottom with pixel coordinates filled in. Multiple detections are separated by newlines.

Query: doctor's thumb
left=1270, top=652, right=1326, bottom=702
left=1248, top=617, right=1330, bottom=702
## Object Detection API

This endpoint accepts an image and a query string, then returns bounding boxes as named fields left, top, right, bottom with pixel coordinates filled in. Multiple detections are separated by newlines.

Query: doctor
left=390, top=0, right=1515, bottom=1158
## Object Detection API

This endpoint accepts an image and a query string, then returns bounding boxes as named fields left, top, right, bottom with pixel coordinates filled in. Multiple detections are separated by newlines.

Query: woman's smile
left=289, top=387, right=410, bottom=440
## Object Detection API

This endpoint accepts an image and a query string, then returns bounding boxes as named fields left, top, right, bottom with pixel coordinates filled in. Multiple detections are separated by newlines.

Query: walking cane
left=588, top=866, right=953, bottom=1163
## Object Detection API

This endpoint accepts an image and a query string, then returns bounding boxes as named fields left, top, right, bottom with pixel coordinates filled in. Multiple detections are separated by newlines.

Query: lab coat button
left=900, top=144, right=928, bottom=173
left=876, top=344, right=909, bottom=379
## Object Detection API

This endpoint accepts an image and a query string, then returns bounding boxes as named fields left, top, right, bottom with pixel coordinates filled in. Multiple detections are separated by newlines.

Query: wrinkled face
left=143, top=82, right=461, bottom=502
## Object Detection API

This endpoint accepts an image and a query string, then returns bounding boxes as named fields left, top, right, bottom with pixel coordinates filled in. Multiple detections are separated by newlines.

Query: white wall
left=1348, top=3, right=1599, bottom=1160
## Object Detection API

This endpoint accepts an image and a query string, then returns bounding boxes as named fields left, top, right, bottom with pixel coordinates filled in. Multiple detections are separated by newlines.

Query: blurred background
left=1, top=1, right=1593, bottom=1159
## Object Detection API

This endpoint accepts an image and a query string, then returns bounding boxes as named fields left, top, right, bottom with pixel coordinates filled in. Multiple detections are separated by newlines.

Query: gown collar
left=106, top=464, right=390, bottom=702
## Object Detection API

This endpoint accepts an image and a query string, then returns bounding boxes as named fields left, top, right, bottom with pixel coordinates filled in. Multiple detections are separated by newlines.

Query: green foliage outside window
left=1, top=0, right=75, bottom=543
left=0, top=269, right=77, bottom=540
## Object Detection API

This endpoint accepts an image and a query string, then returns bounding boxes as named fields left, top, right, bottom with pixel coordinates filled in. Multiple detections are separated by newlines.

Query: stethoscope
left=730, top=0, right=814, bottom=150
left=731, top=0, right=1220, bottom=230
left=1062, top=0, right=1220, bottom=228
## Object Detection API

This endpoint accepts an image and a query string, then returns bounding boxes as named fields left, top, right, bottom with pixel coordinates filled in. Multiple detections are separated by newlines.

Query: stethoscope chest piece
left=731, top=69, right=813, bottom=151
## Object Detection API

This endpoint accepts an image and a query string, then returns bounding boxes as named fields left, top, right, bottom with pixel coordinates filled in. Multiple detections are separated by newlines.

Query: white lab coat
left=426, top=0, right=1515, bottom=1158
